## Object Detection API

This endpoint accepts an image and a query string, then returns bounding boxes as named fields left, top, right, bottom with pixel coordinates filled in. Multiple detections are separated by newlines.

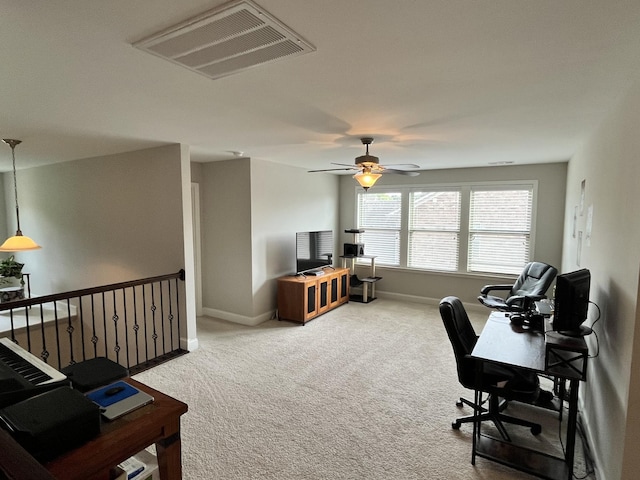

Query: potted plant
left=0, top=255, right=25, bottom=290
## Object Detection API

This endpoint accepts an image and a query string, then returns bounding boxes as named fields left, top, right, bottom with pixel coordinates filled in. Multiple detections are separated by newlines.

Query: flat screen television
left=296, top=230, right=333, bottom=274
left=553, top=268, right=591, bottom=336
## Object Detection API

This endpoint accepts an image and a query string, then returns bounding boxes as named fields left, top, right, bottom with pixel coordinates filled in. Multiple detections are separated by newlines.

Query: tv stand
left=277, top=267, right=350, bottom=325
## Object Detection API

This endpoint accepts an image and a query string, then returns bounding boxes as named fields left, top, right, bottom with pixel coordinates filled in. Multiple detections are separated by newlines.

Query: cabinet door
left=304, top=282, right=319, bottom=320
left=338, top=270, right=349, bottom=304
left=317, top=276, right=331, bottom=314
left=329, top=272, right=340, bottom=309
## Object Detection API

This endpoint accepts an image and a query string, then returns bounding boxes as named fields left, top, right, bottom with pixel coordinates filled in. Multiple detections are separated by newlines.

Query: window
left=357, top=192, right=401, bottom=265
left=356, top=182, right=535, bottom=275
left=408, top=190, right=461, bottom=271
left=468, top=187, right=533, bottom=275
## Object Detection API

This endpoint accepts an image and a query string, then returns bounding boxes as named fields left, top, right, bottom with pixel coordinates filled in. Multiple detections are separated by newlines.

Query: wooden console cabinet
left=277, top=267, right=350, bottom=324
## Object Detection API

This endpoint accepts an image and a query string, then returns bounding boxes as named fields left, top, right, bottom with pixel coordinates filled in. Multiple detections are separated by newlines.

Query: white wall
left=563, top=77, right=640, bottom=480
left=199, top=158, right=339, bottom=325
left=338, top=163, right=567, bottom=305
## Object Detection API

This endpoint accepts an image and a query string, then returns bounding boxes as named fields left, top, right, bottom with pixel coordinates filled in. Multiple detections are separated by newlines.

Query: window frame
left=354, top=180, right=538, bottom=276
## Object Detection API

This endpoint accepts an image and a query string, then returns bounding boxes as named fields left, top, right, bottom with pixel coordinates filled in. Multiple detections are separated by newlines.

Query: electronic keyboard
left=0, top=337, right=68, bottom=407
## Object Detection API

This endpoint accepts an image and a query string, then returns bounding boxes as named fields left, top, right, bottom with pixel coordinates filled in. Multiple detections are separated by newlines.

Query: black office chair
left=439, top=296, right=542, bottom=441
left=477, top=261, right=557, bottom=314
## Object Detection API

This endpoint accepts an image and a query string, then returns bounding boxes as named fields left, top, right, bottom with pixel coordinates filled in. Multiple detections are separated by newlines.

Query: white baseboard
left=201, top=307, right=274, bottom=327
left=376, top=290, right=487, bottom=314
left=181, top=336, right=199, bottom=352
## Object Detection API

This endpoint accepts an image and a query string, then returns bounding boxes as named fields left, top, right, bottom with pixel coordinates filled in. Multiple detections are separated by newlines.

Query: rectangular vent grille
left=132, top=0, right=315, bottom=80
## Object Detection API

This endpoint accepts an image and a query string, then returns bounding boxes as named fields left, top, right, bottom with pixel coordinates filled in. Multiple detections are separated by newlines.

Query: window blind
left=408, top=191, right=461, bottom=271
left=468, top=187, right=533, bottom=275
left=357, top=192, right=401, bottom=265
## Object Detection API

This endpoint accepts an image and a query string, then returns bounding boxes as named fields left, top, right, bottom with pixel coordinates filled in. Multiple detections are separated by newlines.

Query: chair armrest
left=479, top=284, right=512, bottom=295
left=505, top=294, right=547, bottom=310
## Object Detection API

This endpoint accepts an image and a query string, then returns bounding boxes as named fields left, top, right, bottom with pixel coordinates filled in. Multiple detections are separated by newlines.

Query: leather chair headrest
left=527, top=262, right=549, bottom=279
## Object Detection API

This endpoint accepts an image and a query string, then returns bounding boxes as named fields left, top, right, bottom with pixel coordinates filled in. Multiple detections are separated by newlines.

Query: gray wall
left=6, top=144, right=185, bottom=295
left=201, top=159, right=254, bottom=320
left=0, top=178, right=7, bottom=249
left=199, top=158, right=339, bottom=325
left=338, top=163, right=567, bottom=305
left=563, top=76, right=640, bottom=480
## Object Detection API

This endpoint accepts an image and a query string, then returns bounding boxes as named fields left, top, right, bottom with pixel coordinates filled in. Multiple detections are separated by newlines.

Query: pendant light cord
left=3, top=139, right=23, bottom=235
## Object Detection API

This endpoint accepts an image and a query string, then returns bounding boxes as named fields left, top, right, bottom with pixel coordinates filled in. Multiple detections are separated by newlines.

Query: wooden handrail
left=0, top=269, right=185, bottom=312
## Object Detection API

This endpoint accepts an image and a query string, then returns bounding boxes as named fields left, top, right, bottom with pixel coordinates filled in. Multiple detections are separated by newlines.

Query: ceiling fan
left=308, top=137, right=420, bottom=190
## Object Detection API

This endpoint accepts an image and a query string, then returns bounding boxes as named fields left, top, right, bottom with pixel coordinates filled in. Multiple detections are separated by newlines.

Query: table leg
left=156, top=420, right=183, bottom=480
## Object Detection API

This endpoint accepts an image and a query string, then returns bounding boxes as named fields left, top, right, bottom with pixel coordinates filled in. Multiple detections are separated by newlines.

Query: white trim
left=375, top=290, right=487, bottom=314
left=191, top=183, right=203, bottom=316
left=201, top=307, right=274, bottom=326
left=180, top=145, right=199, bottom=351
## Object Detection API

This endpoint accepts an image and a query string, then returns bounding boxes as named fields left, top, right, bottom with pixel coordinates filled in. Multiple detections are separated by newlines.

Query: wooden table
left=470, top=312, right=587, bottom=480
left=43, top=378, right=188, bottom=480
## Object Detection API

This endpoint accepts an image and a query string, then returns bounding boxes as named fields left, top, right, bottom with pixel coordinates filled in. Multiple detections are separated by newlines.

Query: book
left=86, top=381, right=154, bottom=421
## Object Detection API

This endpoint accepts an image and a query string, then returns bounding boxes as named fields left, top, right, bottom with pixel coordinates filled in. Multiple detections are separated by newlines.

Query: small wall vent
left=132, top=0, right=315, bottom=80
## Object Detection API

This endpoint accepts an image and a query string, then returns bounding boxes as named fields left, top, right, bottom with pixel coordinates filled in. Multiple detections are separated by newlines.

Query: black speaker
left=344, top=243, right=365, bottom=257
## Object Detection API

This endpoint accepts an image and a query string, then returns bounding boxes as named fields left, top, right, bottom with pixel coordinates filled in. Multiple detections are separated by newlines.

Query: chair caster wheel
left=456, top=399, right=463, bottom=408
left=531, top=425, right=542, bottom=435
left=452, top=421, right=461, bottom=430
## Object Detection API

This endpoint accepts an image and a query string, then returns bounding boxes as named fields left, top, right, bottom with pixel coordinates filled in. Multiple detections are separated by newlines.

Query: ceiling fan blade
left=331, top=162, right=360, bottom=167
left=381, top=163, right=420, bottom=169
left=308, top=167, right=358, bottom=173
left=384, top=169, right=421, bottom=176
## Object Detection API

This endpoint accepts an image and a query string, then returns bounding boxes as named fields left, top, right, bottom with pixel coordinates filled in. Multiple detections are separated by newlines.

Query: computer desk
left=470, top=312, right=588, bottom=480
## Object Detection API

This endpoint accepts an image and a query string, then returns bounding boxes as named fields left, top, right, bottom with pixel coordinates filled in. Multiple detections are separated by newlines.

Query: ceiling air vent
left=132, top=0, right=315, bottom=80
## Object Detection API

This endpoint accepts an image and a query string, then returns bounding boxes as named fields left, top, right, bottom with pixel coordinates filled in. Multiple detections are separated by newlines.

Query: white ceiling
left=2, top=0, right=640, bottom=174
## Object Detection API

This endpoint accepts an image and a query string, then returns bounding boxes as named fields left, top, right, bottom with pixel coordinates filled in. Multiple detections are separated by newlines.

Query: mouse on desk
left=104, top=385, right=125, bottom=396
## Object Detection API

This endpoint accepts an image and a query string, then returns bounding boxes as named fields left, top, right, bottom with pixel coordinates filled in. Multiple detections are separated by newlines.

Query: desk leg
left=565, top=379, right=579, bottom=480
left=156, top=418, right=183, bottom=480
left=471, top=361, right=484, bottom=466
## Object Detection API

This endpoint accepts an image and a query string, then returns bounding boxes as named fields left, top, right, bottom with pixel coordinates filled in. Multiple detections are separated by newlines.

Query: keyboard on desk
left=0, top=337, right=68, bottom=407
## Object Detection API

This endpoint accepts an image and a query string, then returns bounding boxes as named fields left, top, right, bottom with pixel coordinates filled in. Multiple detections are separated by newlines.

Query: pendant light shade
left=0, top=234, right=41, bottom=251
left=0, top=139, right=41, bottom=251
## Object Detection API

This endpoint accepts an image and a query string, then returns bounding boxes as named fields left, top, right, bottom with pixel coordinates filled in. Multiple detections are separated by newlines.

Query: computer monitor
left=552, top=268, right=591, bottom=336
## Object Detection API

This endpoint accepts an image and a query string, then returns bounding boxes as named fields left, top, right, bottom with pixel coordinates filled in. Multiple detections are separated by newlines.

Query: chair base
left=451, top=395, right=541, bottom=442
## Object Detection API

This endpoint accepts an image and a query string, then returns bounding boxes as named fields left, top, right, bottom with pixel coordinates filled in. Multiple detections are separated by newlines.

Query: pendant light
left=0, top=139, right=41, bottom=251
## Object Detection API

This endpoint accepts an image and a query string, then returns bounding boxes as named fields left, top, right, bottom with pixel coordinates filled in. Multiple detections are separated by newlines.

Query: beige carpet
left=134, top=299, right=594, bottom=480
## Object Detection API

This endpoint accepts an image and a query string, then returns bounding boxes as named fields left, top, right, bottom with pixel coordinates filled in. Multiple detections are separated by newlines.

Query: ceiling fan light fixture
left=353, top=171, right=382, bottom=191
